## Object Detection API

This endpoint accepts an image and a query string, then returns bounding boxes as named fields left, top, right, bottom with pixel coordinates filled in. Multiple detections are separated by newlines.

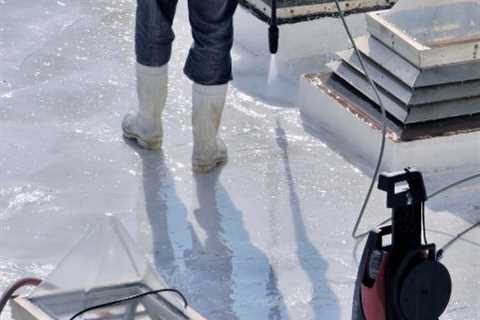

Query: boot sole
left=123, top=130, right=162, bottom=150
left=192, top=156, right=228, bottom=173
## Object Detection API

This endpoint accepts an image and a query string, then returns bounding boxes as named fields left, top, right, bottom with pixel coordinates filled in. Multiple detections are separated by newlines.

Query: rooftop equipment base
left=328, top=35, right=480, bottom=125
left=299, top=72, right=480, bottom=172
left=328, top=0, right=480, bottom=126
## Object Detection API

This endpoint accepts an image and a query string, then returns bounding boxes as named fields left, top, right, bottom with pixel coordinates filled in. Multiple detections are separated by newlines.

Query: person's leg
left=135, top=0, right=178, bottom=67
left=122, top=0, right=178, bottom=150
left=184, top=0, right=238, bottom=86
left=191, top=83, right=229, bottom=173
left=185, top=0, right=238, bottom=173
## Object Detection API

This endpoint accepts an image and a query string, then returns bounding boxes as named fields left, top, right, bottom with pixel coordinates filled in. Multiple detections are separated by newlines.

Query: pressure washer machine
left=352, top=169, right=452, bottom=320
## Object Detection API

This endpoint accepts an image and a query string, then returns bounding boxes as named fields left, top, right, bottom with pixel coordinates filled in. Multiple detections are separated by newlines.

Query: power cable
left=332, top=0, right=389, bottom=240
left=437, top=221, right=480, bottom=260
left=422, top=202, right=428, bottom=245
left=429, top=173, right=480, bottom=200
left=69, top=288, right=188, bottom=320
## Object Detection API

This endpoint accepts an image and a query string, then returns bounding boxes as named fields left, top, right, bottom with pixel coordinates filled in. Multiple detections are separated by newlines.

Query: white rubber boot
left=122, top=63, right=168, bottom=150
left=192, top=83, right=228, bottom=173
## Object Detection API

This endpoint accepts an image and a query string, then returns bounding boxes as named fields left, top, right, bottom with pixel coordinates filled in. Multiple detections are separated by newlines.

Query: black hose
left=437, top=222, right=480, bottom=260
left=429, top=173, right=480, bottom=200
left=0, top=278, right=42, bottom=314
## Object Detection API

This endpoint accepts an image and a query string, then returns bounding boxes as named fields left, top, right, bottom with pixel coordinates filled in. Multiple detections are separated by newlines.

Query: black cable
left=422, top=202, right=428, bottom=245
left=437, top=221, right=480, bottom=260
left=425, top=174, right=480, bottom=253
left=69, top=289, right=188, bottom=320
left=428, top=173, right=480, bottom=200
left=332, top=0, right=389, bottom=240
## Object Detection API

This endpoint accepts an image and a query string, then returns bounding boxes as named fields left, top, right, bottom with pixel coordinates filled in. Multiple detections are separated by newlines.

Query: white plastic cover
left=379, top=0, right=480, bottom=46
left=29, top=215, right=187, bottom=320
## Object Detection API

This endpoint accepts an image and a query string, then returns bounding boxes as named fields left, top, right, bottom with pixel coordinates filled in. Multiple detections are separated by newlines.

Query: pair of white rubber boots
left=122, top=63, right=228, bottom=173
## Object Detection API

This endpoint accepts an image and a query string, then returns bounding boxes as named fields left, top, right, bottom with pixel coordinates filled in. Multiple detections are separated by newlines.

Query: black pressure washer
left=352, top=169, right=452, bottom=320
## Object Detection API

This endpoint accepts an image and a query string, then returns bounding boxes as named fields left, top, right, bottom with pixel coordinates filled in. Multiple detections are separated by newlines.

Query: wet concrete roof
left=0, top=1, right=479, bottom=319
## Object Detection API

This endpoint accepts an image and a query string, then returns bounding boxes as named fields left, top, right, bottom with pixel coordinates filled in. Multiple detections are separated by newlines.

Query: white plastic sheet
left=28, top=215, right=186, bottom=320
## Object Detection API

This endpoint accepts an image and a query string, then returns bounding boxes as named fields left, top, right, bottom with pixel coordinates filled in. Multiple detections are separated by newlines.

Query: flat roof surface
left=1, top=1, right=479, bottom=319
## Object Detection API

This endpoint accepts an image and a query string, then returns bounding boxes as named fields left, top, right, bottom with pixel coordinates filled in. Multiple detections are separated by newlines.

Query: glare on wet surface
left=1, top=1, right=479, bottom=319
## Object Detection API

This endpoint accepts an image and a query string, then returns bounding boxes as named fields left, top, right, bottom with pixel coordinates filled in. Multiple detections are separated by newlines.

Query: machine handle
left=378, top=168, right=427, bottom=208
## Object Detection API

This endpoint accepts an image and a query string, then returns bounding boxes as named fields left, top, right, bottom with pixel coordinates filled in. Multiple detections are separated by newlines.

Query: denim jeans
left=135, top=0, right=238, bottom=85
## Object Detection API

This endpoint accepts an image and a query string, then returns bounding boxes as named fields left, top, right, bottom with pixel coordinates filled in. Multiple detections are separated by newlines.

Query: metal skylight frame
left=367, top=1, right=480, bottom=68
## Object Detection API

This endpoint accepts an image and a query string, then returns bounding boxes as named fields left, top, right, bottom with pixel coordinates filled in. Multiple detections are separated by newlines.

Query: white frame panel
left=367, top=11, right=480, bottom=69
left=244, top=0, right=398, bottom=20
left=11, top=295, right=206, bottom=320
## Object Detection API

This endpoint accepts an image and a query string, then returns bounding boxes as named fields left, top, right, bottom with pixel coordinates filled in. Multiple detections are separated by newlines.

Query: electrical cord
left=69, top=288, right=189, bottom=320
left=422, top=202, right=428, bottom=245
left=429, top=173, right=480, bottom=200
left=437, top=221, right=480, bottom=260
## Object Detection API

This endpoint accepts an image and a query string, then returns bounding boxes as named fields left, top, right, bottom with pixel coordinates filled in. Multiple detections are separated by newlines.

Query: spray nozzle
left=269, top=0, right=279, bottom=54
left=269, top=25, right=279, bottom=54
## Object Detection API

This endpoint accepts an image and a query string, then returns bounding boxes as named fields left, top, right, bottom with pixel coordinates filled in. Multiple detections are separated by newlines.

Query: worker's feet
left=192, top=83, right=228, bottom=173
left=122, top=62, right=168, bottom=150
left=122, top=113, right=163, bottom=150
left=193, top=138, right=228, bottom=173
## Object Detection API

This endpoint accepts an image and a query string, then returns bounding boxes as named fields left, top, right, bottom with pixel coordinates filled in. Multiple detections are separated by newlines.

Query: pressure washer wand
left=269, top=0, right=279, bottom=54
